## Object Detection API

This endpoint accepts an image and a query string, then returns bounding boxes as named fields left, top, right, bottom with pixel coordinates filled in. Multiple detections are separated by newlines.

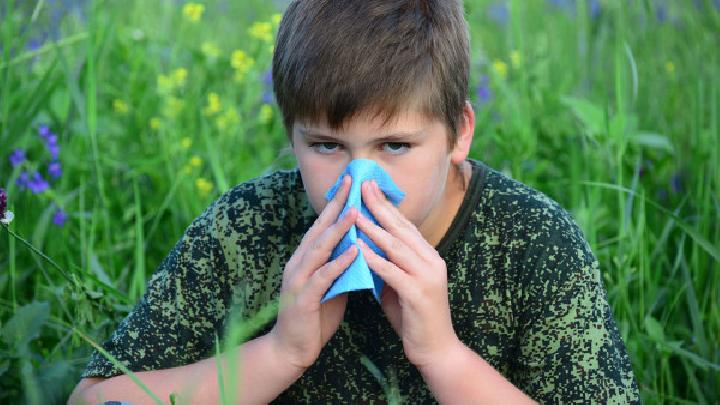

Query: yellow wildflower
left=190, top=155, right=203, bottom=168
left=195, top=177, right=214, bottom=195
left=271, top=14, right=282, bottom=27
left=113, top=99, right=129, bottom=114
left=231, top=50, right=255, bottom=82
left=203, top=92, right=222, bottom=116
left=157, top=74, right=174, bottom=94
left=182, top=3, right=205, bottom=23
left=181, top=137, right=192, bottom=149
left=201, top=41, right=220, bottom=59
left=510, top=50, right=521, bottom=70
left=163, top=97, right=185, bottom=118
left=492, top=59, right=508, bottom=80
left=665, top=61, right=675, bottom=75
left=249, top=21, right=273, bottom=43
left=216, top=108, right=239, bottom=131
left=259, top=104, right=273, bottom=124
left=150, top=117, right=162, bottom=130
left=172, top=68, right=188, bottom=88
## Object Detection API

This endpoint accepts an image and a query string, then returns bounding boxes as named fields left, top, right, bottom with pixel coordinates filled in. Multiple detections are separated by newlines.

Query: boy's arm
left=507, top=216, right=640, bottom=403
left=69, top=333, right=305, bottom=405
left=417, top=339, right=536, bottom=404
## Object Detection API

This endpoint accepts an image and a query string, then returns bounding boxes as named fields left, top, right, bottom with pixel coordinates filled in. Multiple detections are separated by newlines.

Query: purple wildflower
left=44, top=134, right=60, bottom=159
left=9, top=148, right=26, bottom=167
left=28, top=172, right=49, bottom=194
left=262, top=68, right=273, bottom=86
left=670, top=172, right=683, bottom=194
left=487, top=2, right=509, bottom=25
left=589, top=0, right=601, bottom=19
left=39, top=124, right=51, bottom=139
left=0, top=188, right=6, bottom=218
left=16, top=171, right=29, bottom=190
left=48, top=161, right=62, bottom=179
left=261, top=91, right=275, bottom=104
left=476, top=75, right=492, bottom=106
left=53, top=208, right=68, bottom=227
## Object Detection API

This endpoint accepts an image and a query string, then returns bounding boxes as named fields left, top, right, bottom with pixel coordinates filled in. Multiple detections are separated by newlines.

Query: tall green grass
left=0, top=0, right=718, bottom=403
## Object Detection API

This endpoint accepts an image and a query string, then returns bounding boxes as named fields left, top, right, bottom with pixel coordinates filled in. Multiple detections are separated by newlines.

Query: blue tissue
left=320, top=159, right=405, bottom=303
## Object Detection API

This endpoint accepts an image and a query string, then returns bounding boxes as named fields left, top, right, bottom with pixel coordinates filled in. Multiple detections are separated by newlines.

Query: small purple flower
left=0, top=188, right=6, bottom=218
left=9, top=148, right=26, bottom=167
left=48, top=144, right=60, bottom=160
left=487, top=2, right=509, bottom=25
left=670, top=172, right=683, bottom=194
left=39, top=124, right=51, bottom=139
left=262, top=68, right=273, bottom=86
left=589, top=0, right=601, bottom=19
left=261, top=91, right=275, bottom=104
left=48, top=161, right=62, bottom=179
left=476, top=75, right=492, bottom=105
left=16, top=171, right=30, bottom=190
left=53, top=208, right=68, bottom=227
left=28, top=172, right=49, bottom=194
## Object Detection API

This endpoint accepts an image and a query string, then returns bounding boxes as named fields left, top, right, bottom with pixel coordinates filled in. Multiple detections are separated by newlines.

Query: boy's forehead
left=295, top=109, right=436, bottom=136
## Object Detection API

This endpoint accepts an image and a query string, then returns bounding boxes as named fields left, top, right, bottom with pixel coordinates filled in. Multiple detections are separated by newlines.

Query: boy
left=70, top=0, right=640, bottom=403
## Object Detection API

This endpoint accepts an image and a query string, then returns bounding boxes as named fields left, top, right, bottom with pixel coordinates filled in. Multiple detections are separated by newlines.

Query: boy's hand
left=355, top=180, right=462, bottom=369
left=269, top=174, right=358, bottom=371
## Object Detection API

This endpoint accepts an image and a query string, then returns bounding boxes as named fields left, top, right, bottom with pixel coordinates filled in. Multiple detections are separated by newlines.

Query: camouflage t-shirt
left=82, top=159, right=640, bottom=403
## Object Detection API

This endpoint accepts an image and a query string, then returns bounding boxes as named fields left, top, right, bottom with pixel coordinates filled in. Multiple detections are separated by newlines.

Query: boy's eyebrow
left=299, top=128, right=424, bottom=142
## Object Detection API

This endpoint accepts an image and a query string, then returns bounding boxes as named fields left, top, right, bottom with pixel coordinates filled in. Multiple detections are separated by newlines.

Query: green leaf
left=1, top=302, right=50, bottom=354
left=561, top=96, right=605, bottom=136
left=630, top=132, right=674, bottom=152
left=644, top=315, right=665, bottom=341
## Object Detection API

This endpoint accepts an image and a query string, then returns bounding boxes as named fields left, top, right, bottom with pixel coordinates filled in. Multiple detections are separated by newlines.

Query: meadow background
left=0, top=0, right=718, bottom=403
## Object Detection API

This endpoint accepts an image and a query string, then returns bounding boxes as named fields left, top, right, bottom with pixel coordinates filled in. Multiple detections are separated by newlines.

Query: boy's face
left=291, top=104, right=474, bottom=240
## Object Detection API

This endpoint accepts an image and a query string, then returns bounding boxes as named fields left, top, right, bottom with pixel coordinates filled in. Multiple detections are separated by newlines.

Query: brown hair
left=272, top=0, right=470, bottom=150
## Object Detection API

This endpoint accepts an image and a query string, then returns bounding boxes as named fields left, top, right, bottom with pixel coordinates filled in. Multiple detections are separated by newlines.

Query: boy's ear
left=450, top=100, right=475, bottom=164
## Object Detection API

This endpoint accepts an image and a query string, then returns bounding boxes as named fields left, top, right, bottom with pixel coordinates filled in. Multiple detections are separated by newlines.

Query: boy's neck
left=420, top=160, right=472, bottom=247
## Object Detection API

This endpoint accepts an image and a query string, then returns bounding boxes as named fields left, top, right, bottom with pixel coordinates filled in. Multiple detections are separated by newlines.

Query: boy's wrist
left=263, top=332, right=309, bottom=379
left=415, top=336, right=467, bottom=378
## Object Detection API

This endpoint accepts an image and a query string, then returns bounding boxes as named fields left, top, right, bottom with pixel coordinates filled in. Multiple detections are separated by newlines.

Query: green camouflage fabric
left=82, top=159, right=640, bottom=403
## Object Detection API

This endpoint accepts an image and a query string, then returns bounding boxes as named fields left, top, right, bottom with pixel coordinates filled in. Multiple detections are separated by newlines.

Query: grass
left=1, top=0, right=718, bottom=403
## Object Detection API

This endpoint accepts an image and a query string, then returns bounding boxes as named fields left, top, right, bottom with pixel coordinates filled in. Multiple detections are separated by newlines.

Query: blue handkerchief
left=321, top=159, right=405, bottom=303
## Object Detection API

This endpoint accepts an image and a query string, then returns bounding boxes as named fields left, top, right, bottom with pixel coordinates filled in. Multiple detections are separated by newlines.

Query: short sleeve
left=82, top=199, right=230, bottom=378
left=509, top=213, right=640, bottom=403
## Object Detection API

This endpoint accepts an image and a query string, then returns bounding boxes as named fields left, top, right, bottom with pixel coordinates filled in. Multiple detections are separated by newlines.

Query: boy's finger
left=298, top=207, right=357, bottom=280
left=361, top=180, right=430, bottom=259
left=298, top=175, right=351, bottom=252
left=357, top=238, right=411, bottom=297
left=306, top=245, right=358, bottom=299
left=355, top=212, right=424, bottom=276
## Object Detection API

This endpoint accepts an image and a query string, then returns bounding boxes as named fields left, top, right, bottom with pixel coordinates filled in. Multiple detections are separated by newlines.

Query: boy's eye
left=383, top=142, right=411, bottom=154
left=310, top=142, right=341, bottom=154
left=308, top=141, right=412, bottom=155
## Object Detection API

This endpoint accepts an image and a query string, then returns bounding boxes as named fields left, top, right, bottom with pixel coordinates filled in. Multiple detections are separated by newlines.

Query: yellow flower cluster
left=157, top=68, right=188, bottom=94
left=665, top=61, right=675, bottom=75
left=201, top=41, right=220, bottom=59
left=510, top=50, right=521, bottom=70
left=150, top=117, right=162, bottom=130
left=492, top=59, right=508, bottom=80
left=182, top=3, right=205, bottom=23
left=203, top=92, right=222, bottom=116
left=215, top=108, right=239, bottom=131
left=259, top=104, right=273, bottom=124
left=231, top=49, right=255, bottom=82
left=113, top=99, right=129, bottom=114
left=163, top=96, right=185, bottom=118
left=249, top=21, right=273, bottom=43
left=195, top=177, right=214, bottom=195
